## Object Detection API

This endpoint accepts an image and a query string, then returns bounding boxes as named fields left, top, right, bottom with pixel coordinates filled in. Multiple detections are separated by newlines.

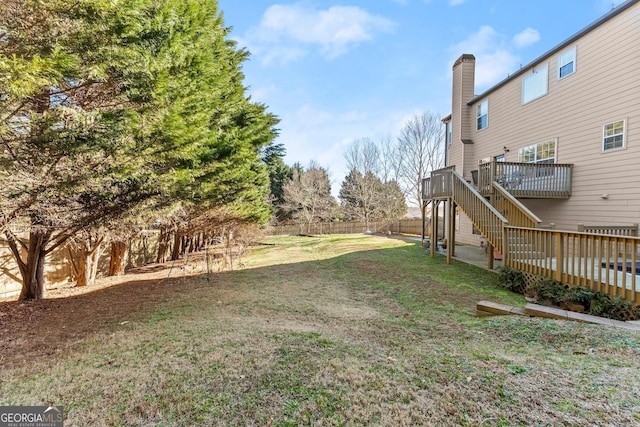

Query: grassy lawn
left=1, top=234, right=639, bottom=426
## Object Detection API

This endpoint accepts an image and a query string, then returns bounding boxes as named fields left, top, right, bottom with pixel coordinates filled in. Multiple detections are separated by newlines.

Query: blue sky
left=217, top=0, right=626, bottom=194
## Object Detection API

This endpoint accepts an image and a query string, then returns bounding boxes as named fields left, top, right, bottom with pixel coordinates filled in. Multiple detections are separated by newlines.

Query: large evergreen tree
left=260, top=142, right=293, bottom=222
left=0, top=0, right=278, bottom=299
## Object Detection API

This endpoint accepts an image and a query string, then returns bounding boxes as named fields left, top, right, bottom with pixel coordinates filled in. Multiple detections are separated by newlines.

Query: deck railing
left=478, top=161, right=573, bottom=198
left=425, top=165, right=640, bottom=305
left=428, top=168, right=507, bottom=252
left=505, top=227, right=640, bottom=304
left=577, top=224, right=639, bottom=237
left=421, top=177, right=431, bottom=201
left=452, top=171, right=508, bottom=252
left=429, top=166, right=455, bottom=198
left=492, top=182, right=542, bottom=228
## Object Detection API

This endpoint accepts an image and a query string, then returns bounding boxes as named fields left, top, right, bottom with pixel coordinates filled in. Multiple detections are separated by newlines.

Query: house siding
left=447, top=0, right=640, bottom=244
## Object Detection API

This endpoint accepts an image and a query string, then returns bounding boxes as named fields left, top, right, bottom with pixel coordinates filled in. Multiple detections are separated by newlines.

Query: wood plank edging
left=476, top=300, right=527, bottom=316
left=524, top=303, right=640, bottom=331
left=477, top=301, right=640, bottom=331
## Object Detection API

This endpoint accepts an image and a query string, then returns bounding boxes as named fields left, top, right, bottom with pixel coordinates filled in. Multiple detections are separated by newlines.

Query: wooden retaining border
left=476, top=300, right=640, bottom=331
left=476, top=300, right=527, bottom=317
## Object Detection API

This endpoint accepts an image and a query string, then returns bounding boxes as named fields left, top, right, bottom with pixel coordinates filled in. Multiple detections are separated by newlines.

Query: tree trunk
left=25, top=230, right=48, bottom=299
left=156, top=226, right=170, bottom=264
left=108, top=240, right=129, bottom=276
left=76, top=236, right=104, bottom=287
left=6, top=228, right=51, bottom=301
left=171, top=231, right=184, bottom=261
left=76, top=246, right=90, bottom=287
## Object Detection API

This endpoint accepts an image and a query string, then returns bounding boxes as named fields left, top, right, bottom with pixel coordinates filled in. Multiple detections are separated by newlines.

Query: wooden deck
left=506, top=226, right=640, bottom=304
left=476, top=161, right=573, bottom=199
left=422, top=166, right=640, bottom=305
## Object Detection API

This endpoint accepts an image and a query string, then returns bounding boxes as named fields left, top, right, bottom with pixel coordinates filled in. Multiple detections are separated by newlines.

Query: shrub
left=558, top=286, right=595, bottom=309
left=495, top=268, right=640, bottom=321
left=496, top=266, right=526, bottom=294
left=531, top=278, right=567, bottom=304
left=608, top=297, right=640, bottom=321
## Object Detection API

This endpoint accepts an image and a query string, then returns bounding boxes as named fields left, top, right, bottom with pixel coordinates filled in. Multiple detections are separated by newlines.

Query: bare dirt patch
left=0, top=261, right=208, bottom=367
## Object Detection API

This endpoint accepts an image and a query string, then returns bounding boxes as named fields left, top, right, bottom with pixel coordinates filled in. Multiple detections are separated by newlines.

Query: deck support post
left=554, top=231, right=563, bottom=282
left=487, top=241, right=494, bottom=270
left=430, top=200, right=438, bottom=258
left=446, top=198, right=454, bottom=264
left=450, top=202, right=457, bottom=257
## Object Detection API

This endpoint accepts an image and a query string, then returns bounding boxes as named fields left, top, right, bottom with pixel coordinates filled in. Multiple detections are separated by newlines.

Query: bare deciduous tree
left=283, top=162, right=336, bottom=233
left=397, top=111, right=445, bottom=213
left=378, top=134, right=402, bottom=184
left=341, top=139, right=384, bottom=231
left=377, top=180, right=407, bottom=230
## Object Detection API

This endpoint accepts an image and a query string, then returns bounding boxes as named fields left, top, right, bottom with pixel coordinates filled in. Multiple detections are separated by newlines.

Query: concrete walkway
left=395, top=235, right=501, bottom=271
left=445, top=244, right=502, bottom=270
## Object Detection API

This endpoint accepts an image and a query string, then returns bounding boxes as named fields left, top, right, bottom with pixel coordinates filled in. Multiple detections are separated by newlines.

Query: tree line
left=1, top=0, right=280, bottom=299
left=271, top=112, right=444, bottom=234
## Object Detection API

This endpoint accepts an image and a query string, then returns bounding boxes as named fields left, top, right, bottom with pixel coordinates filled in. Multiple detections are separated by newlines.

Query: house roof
left=466, top=0, right=640, bottom=106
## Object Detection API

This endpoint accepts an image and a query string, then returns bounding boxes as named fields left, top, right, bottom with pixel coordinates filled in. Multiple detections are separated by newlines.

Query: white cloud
left=243, top=2, right=395, bottom=65
left=449, top=25, right=519, bottom=89
left=277, top=104, right=416, bottom=195
left=512, top=27, right=540, bottom=49
left=249, top=83, right=278, bottom=103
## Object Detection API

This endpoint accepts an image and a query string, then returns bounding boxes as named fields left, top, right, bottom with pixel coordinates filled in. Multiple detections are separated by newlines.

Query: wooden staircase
left=426, top=167, right=545, bottom=259
left=423, top=166, right=640, bottom=305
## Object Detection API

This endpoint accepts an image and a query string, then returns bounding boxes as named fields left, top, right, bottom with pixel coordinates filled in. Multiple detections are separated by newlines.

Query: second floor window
left=558, top=46, right=576, bottom=79
left=476, top=100, right=488, bottom=131
left=522, top=63, right=548, bottom=104
left=603, top=120, right=625, bottom=151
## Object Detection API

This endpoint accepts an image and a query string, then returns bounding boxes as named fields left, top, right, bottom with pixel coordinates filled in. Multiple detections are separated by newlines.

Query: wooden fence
left=267, top=219, right=427, bottom=237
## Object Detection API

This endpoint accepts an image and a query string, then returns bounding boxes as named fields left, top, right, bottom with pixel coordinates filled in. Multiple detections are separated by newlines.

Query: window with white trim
left=518, top=140, right=556, bottom=164
left=558, top=46, right=576, bottom=79
left=603, top=120, right=625, bottom=151
left=476, top=100, right=488, bottom=131
left=522, top=63, right=548, bottom=104
left=445, top=121, right=452, bottom=145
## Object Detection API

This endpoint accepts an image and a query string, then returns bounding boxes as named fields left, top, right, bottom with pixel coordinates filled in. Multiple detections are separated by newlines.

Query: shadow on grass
left=0, top=239, right=518, bottom=367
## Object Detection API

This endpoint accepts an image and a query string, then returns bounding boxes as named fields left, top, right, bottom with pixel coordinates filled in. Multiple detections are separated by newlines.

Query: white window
left=522, top=63, right=548, bottom=104
left=476, top=100, right=488, bottom=131
left=558, top=46, right=576, bottom=79
left=518, top=140, right=556, bottom=164
left=603, top=120, right=625, bottom=151
left=445, top=121, right=452, bottom=145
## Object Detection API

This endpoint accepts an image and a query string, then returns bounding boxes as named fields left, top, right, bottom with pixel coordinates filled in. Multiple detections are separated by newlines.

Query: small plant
left=606, top=297, right=640, bottom=320
left=559, top=286, right=595, bottom=309
left=495, top=268, right=640, bottom=321
left=496, top=266, right=526, bottom=294
left=588, top=292, right=615, bottom=317
left=531, top=278, right=568, bottom=304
